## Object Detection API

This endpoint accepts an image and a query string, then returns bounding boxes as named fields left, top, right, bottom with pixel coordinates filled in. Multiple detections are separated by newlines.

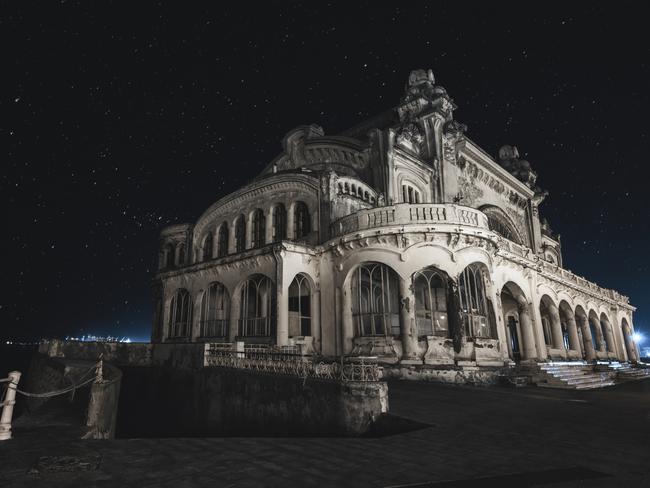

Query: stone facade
left=152, top=69, right=639, bottom=371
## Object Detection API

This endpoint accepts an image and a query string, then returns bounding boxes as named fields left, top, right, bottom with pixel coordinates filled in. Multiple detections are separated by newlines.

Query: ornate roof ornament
left=497, top=145, right=540, bottom=190
left=397, top=69, right=456, bottom=122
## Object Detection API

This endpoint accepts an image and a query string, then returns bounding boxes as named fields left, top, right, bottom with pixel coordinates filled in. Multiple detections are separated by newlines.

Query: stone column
left=287, top=203, right=295, bottom=240
left=565, top=315, right=581, bottom=354
left=548, top=303, right=566, bottom=356
left=265, top=206, right=274, bottom=244
left=228, top=290, right=240, bottom=341
left=341, top=284, right=354, bottom=355
left=276, top=285, right=289, bottom=347
left=398, top=276, right=419, bottom=362
left=593, top=320, right=605, bottom=352
left=311, top=290, right=321, bottom=353
left=245, top=214, right=253, bottom=249
left=516, top=297, right=537, bottom=360
left=601, top=319, right=616, bottom=356
left=578, top=315, right=596, bottom=361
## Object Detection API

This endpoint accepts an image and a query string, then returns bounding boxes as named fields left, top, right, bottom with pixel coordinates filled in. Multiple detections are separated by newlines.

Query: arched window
left=164, top=243, right=175, bottom=269
left=234, top=215, right=246, bottom=252
left=239, top=275, right=275, bottom=337
left=351, top=263, right=400, bottom=337
left=458, top=263, right=494, bottom=338
left=480, top=206, right=522, bottom=244
left=401, top=184, right=421, bottom=204
left=589, top=318, right=600, bottom=351
left=293, top=202, right=310, bottom=240
left=289, top=274, right=311, bottom=336
left=251, top=209, right=265, bottom=248
left=168, top=289, right=192, bottom=338
left=272, top=204, right=287, bottom=243
left=217, top=222, right=229, bottom=257
left=200, top=282, right=230, bottom=337
left=177, top=243, right=186, bottom=266
left=413, top=267, right=448, bottom=336
left=202, top=232, right=214, bottom=261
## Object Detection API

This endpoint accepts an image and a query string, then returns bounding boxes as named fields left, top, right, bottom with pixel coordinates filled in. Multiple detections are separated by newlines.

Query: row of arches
left=198, top=202, right=311, bottom=262
left=501, top=282, right=638, bottom=362
left=167, top=273, right=314, bottom=340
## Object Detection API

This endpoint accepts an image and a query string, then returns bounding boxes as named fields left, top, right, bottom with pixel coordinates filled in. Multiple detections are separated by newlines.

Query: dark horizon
left=3, top=2, right=649, bottom=342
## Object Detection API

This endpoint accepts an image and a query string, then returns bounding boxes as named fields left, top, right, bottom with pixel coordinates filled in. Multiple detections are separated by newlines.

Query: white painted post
left=0, top=371, right=22, bottom=441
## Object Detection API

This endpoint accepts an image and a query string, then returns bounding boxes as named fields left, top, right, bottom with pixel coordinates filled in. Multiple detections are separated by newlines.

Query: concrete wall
left=117, top=365, right=388, bottom=437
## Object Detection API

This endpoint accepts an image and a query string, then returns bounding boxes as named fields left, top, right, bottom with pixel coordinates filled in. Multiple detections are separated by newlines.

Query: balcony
left=330, top=203, right=490, bottom=238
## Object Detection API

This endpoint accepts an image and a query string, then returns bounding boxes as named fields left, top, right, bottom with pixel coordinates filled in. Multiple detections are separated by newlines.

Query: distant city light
left=64, top=335, right=133, bottom=343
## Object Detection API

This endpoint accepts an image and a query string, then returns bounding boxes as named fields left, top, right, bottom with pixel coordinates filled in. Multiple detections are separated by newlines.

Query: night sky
left=3, top=2, right=649, bottom=342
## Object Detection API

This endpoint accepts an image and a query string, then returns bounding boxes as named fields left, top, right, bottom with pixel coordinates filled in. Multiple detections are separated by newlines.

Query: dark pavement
left=1, top=379, right=649, bottom=487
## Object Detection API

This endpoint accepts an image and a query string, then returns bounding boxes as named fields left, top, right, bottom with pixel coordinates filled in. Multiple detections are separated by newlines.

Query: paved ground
left=2, top=379, right=650, bottom=487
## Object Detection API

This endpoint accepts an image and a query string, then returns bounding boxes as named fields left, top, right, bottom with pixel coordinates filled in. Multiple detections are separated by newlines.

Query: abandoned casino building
left=152, top=69, right=642, bottom=386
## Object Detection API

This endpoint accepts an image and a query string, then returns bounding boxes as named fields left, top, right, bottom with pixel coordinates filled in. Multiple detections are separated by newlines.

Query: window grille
left=458, top=263, right=494, bottom=338
left=351, top=263, right=401, bottom=337
left=413, top=268, right=448, bottom=336
left=202, top=232, right=213, bottom=261
left=251, top=209, right=265, bottom=248
left=293, top=202, right=310, bottom=240
left=289, top=274, right=311, bottom=336
left=272, top=204, right=287, bottom=243
left=217, top=223, right=229, bottom=257
left=235, top=215, right=246, bottom=252
left=200, top=282, right=230, bottom=337
left=168, top=289, right=192, bottom=338
left=239, top=275, right=275, bottom=337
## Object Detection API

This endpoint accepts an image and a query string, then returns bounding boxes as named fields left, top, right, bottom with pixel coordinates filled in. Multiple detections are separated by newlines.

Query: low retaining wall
left=382, top=363, right=509, bottom=385
left=117, top=365, right=388, bottom=437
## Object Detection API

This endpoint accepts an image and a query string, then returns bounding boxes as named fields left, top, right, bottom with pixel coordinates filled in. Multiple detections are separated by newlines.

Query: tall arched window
left=168, top=289, right=192, bottom=338
left=289, top=274, right=311, bottom=336
left=234, top=215, right=246, bottom=252
left=202, top=232, right=214, bottom=261
left=217, top=222, right=229, bottom=257
left=458, top=263, right=493, bottom=338
left=293, top=202, right=310, bottom=240
left=272, top=204, right=287, bottom=243
left=164, top=243, right=175, bottom=269
left=239, top=275, right=275, bottom=337
left=351, top=263, right=400, bottom=337
left=413, top=267, right=448, bottom=336
left=177, top=243, right=186, bottom=266
left=251, top=209, right=265, bottom=248
left=200, top=282, right=230, bottom=337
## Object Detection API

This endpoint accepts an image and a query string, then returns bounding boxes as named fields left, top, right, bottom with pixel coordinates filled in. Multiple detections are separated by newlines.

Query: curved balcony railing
left=330, top=203, right=490, bottom=238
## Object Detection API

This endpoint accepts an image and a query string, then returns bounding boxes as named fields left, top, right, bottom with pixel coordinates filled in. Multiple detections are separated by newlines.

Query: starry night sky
left=3, top=2, right=649, bottom=342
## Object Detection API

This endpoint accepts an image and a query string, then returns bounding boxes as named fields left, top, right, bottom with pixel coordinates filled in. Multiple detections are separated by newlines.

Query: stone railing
left=498, top=239, right=630, bottom=305
left=331, top=203, right=489, bottom=237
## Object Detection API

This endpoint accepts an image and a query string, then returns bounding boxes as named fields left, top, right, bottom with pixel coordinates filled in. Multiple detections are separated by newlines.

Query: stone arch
left=288, top=272, right=315, bottom=338
left=348, top=261, right=402, bottom=338
left=235, top=273, right=276, bottom=340
left=458, top=262, right=497, bottom=340
left=599, top=311, right=616, bottom=355
left=621, top=318, right=638, bottom=362
left=479, top=205, right=524, bottom=245
left=412, top=265, right=452, bottom=338
left=558, top=300, right=581, bottom=354
left=500, top=281, right=537, bottom=361
left=588, top=309, right=604, bottom=353
left=539, top=294, right=559, bottom=350
left=199, top=281, right=230, bottom=338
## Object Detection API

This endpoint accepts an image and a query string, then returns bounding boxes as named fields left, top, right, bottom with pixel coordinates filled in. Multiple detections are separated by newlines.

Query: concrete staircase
left=603, top=361, right=650, bottom=382
left=535, top=362, right=616, bottom=390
